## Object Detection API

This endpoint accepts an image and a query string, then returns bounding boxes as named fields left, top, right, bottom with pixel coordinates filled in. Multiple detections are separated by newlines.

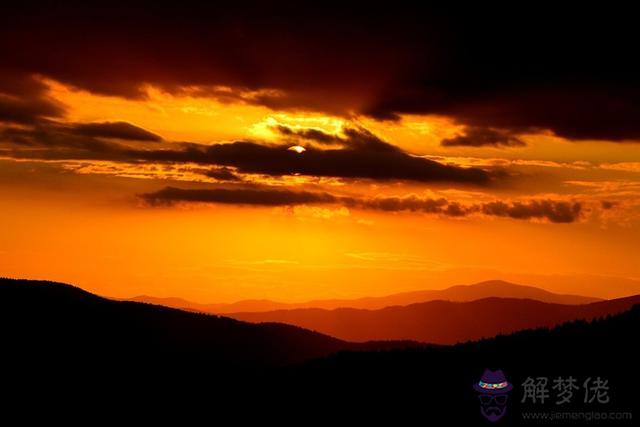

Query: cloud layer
left=140, top=185, right=583, bottom=223
left=0, top=123, right=495, bottom=185
left=441, top=127, right=525, bottom=148
left=69, top=121, right=163, bottom=142
left=2, top=4, right=639, bottom=141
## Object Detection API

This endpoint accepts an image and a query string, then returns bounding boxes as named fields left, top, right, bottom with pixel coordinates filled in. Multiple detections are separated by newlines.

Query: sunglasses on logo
left=478, top=394, right=508, bottom=405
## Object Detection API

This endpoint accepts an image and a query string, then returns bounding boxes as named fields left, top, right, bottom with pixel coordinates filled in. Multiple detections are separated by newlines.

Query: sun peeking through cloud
left=288, top=145, right=306, bottom=154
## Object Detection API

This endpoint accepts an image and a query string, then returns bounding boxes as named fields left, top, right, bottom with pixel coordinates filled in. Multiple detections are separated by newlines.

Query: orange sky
left=1, top=78, right=639, bottom=303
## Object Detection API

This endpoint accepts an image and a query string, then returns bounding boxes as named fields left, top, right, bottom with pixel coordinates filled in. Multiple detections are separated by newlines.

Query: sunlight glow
left=288, top=145, right=306, bottom=154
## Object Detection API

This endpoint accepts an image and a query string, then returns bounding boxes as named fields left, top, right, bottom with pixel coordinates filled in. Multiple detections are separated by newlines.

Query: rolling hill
left=289, top=304, right=640, bottom=424
left=0, top=277, right=406, bottom=372
left=1, top=276, right=638, bottom=422
left=227, top=294, right=640, bottom=343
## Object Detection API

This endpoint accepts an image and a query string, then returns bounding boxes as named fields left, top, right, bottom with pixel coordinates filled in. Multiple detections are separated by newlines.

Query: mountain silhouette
left=289, top=304, right=640, bottom=424
left=1, top=276, right=638, bottom=422
left=227, top=294, right=640, bottom=343
left=131, top=279, right=600, bottom=313
left=0, top=277, right=421, bottom=373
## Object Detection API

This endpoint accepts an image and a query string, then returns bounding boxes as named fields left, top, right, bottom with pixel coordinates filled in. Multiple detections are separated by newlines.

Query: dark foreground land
left=1, top=278, right=637, bottom=424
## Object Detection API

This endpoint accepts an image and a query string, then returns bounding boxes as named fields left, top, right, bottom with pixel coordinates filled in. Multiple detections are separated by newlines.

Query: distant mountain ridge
left=227, top=294, right=640, bottom=344
left=131, top=279, right=601, bottom=313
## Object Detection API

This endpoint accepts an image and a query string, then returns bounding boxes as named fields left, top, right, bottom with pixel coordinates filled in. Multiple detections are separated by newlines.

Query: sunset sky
left=1, top=4, right=639, bottom=302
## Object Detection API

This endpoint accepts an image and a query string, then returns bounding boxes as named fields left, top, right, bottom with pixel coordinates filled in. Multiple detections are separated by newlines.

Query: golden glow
left=288, top=145, right=306, bottom=153
left=1, top=78, right=639, bottom=304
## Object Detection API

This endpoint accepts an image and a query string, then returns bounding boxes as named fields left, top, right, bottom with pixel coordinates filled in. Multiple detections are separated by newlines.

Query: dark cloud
left=0, top=96, right=66, bottom=125
left=275, top=125, right=400, bottom=152
left=263, top=125, right=496, bottom=182
left=1, top=4, right=639, bottom=141
left=0, top=72, right=66, bottom=125
left=345, top=196, right=469, bottom=217
left=441, top=127, right=525, bottom=148
left=0, top=120, right=160, bottom=156
left=69, top=121, right=162, bottom=142
left=481, top=200, right=582, bottom=224
left=349, top=196, right=582, bottom=223
left=274, top=125, right=342, bottom=145
left=140, top=186, right=337, bottom=206
left=0, top=124, right=123, bottom=153
left=140, top=185, right=584, bottom=223
left=204, top=167, right=243, bottom=182
left=0, top=124, right=495, bottom=185
left=442, top=89, right=640, bottom=142
left=166, top=140, right=490, bottom=185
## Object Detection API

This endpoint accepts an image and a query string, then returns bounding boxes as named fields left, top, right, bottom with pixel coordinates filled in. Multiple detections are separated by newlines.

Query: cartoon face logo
left=473, top=369, right=513, bottom=422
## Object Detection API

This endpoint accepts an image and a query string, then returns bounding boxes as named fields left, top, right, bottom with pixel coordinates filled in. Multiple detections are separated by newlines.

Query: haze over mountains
left=228, top=295, right=640, bottom=344
left=128, top=279, right=640, bottom=344
left=132, top=280, right=602, bottom=313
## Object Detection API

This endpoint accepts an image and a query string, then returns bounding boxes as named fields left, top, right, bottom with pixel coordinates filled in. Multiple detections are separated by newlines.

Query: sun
left=288, top=145, right=306, bottom=154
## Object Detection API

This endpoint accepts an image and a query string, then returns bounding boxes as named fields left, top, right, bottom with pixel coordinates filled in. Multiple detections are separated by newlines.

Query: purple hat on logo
left=473, top=368, right=513, bottom=394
